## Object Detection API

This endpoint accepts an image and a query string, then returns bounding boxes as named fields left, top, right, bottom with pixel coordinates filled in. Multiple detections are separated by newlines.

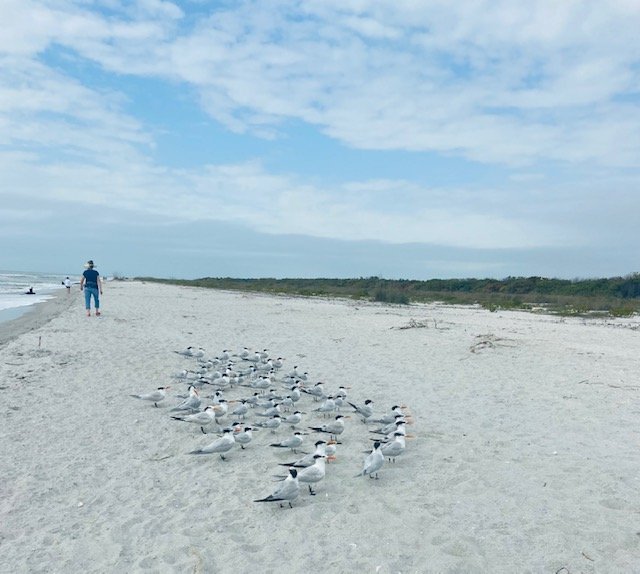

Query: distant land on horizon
left=135, top=274, right=640, bottom=316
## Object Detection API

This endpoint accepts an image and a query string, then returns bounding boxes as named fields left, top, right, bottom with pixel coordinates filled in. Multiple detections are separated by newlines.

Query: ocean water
left=0, top=270, right=70, bottom=316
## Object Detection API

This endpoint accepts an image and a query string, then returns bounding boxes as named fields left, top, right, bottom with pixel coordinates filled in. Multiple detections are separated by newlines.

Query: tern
left=256, top=403, right=281, bottom=418
left=129, top=386, right=170, bottom=408
left=325, top=439, right=338, bottom=462
left=373, top=421, right=407, bottom=443
left=212, top=400, right=229, bottom=423
left=371, top=416, right=406, bottom=436
left=288, top=386, right=302, bottom=403
left=281, top=411, right=304, bottom=428
left=234, top=426, right=255, bottom=449
left=279, top=396, right=294, bottom=411
left=356, top=441, right=384, bottom=479
left=189, top=429, right=235, bottom=460
left=295, top=455, right=326, bottom=495
left=380, top=433, right=406, bottom=462
left=314, top=396, right=336, bottom=417
left=254, top=468, right=300, bottom=508
left=302, top=382, right=325, bottom=401
left=229, top=400, right=249, bottom=420
left=169, top=385, right=201, bottom=413
left=270, top=432, right=304, bottom=453
left=279, top=440, right=327, bottom=468
left=174, top=346, right=196, bottom=357
left=369, top=405, right=407, bottom=425
left=348, top=399, right=374, bottom=422
left=254, top=414, right=282, bottom=433
left=175, top=346, right=205, bottom=358
left=171, top=405, right=216, bottom=434
left=309, top=415, right=346, bottom=439
left=289, top=366, right=308, bottom=380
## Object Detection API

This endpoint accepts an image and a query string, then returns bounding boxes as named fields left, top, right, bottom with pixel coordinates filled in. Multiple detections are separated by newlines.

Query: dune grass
left=133, top=274, right=640, bottom=318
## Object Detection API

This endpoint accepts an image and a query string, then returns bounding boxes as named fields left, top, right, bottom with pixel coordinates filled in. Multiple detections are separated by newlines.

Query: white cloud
left=0, top=0, right=639, bottom=271
left=3, top=1, right=639, bottom=166
left=0, top=145, right=601, bottom=250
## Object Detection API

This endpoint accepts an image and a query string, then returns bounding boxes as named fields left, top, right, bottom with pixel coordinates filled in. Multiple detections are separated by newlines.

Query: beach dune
left=1, top=281, right=639, bottom=573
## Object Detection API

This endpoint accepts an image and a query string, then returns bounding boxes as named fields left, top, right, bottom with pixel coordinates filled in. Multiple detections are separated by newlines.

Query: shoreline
left=0, top=289, right=76, bottom=347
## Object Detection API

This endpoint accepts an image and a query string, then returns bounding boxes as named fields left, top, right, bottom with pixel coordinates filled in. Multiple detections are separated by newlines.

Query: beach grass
left=135, top=274, right=640, bottom=317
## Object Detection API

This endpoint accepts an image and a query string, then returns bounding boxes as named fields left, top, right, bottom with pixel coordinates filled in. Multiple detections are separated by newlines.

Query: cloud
left=0, top=0, right=639, bottom=279
left=5, top=1, right=637, bottom=166
left=149, top=0, right=640, bottom=166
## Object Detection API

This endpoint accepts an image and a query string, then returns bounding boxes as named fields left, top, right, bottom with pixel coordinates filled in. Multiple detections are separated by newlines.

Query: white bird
left=206, top=390, right=225, bottom=403
left=254, top=467, right=300, bottom=508
left=295, top=454, right=326, bottom=495
left=256, top=403, right=281, bottom=418
left=371, top=416, right=407, bottom=436
left=356, top=441, right=384, bottom=479
left=325, top=439, right=338, bottom=462
left=169, top=385, right=201, bottom=412
left=279, top=396, right=294, bottom=411
left=251, top=376, right=271, bottom=391
left=212, top=400, right=229, bottom=423
left=288, top=385, right=302, bottom=403
left=174, top=346, right=196, bottom=357
left=245, top=393, right=262, bottom=408
left=281, top=411, right=304, bottom=428
left=270, top=432, right=304, bottom=453
left=333, top=386, right=349, bottom=410
left=171, top=405, right=216, bottom=434
left=302, top=381, right=325, bottom=400
left=129, top=386, right=170, bottom=407
left=314, top=396, right=336, bottom=417
left=211, top=374, right=231, bottom=389
left=288, top=366, right=308, bottom=380
left=234, top=426, right=255, bottom=449
left=279, top=440, right=326, bottom=468
left=309, top=415, right=346, bottom=439
left=335, top=386, right=349, bottom=399
left=369, top=405, right=406, bottom=425
left=375, top=421, right=407, bottom=443
left=189, top=429, right=236, bottom=460
left=348, top=399, right=374, bottom=422
left=175, top=346, right=205, bottom=358
left=230, top=400, right=249, bottom=419
left=380, top=433, right=406, bottom=462
left=255, top=415, right=282, bottom=432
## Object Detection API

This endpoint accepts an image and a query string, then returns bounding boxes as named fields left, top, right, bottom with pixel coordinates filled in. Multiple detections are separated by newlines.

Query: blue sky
left=1, top=0, right=639, bottom=280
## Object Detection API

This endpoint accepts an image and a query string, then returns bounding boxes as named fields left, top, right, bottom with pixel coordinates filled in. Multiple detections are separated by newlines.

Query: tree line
left=135, top=273, right=640, bottom=316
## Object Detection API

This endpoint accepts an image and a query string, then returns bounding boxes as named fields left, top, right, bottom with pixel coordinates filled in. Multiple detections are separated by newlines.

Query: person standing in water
left=80, top=260, right=103, bottom=316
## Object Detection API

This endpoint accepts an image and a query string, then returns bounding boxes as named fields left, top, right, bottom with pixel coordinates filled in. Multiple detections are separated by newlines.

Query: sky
left=1, top=0, right=639, bottom=280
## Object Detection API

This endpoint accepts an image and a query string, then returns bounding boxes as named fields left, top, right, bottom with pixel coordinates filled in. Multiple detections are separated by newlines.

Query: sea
left=0, top=270, right=71, bottom=324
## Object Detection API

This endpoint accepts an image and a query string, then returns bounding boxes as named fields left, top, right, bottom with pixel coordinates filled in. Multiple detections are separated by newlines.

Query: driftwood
left=469, top=333, right=516, bottom=353
left=394, top=318, right=449, bottom=330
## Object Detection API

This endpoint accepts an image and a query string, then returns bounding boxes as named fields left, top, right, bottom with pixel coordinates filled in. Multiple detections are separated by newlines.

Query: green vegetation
left=134, top=274, right=640, bottom=317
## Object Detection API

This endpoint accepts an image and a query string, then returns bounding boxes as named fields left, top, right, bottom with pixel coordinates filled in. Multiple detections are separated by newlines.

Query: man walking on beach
left=80, top=260, right=103, bottom=316
left=64, top=277, right=71, bottom=294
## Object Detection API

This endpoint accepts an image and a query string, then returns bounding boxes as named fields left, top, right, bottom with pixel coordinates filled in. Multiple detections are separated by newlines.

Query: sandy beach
left=1, top=280, right=639, bottom=573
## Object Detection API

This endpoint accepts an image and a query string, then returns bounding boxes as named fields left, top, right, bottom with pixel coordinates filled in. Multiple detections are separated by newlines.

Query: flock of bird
left=130, top=345, right=413, bottom=508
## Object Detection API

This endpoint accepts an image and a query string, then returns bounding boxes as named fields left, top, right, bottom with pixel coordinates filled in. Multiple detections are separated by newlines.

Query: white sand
left=1, top=281, right=639, bottom=573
